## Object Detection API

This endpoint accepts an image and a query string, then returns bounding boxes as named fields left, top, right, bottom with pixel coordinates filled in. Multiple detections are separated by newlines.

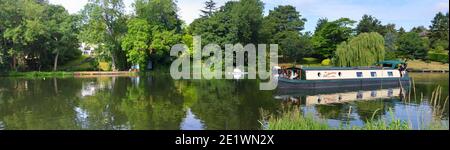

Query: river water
left=0, top=73, right=448, bottom=130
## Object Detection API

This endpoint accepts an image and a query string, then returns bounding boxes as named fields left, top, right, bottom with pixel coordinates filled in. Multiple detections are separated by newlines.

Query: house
left=79, top=43, right=97, bottom=56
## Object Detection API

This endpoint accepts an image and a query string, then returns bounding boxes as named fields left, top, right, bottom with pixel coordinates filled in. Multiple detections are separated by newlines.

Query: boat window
left=317, top=72, right=321, bottom=77
left=371, top=72, right=377, bottom=77
left=387, top=71, right=393, bottom=77
left=338, top=72, right=342, bottom=77
left=371, top=91, right=377, bottom=97
left=357, top=92, right=363, bottom=99
left=356, top=72, right=363, bottom=78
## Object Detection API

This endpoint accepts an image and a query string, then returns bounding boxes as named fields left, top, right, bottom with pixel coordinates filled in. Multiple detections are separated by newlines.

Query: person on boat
left=289, top=70, right=298, bottom=80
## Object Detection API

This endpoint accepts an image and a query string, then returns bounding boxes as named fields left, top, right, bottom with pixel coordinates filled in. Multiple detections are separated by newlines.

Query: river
left=0, top=73, right=448, bottom=130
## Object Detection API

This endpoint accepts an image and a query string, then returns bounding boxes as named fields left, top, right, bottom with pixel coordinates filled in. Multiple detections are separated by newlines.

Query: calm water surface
left=0, top=73, right=448, bottom=130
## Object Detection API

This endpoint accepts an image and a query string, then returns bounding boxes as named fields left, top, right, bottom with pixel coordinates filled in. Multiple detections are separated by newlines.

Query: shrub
left=428, top=51, right=449, bottom=63
left=321, top=59, right=331, bottom=66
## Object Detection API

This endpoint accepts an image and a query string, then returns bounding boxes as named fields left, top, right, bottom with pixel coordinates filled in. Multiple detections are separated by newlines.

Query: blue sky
left=49, top=0, right=449, bottom=32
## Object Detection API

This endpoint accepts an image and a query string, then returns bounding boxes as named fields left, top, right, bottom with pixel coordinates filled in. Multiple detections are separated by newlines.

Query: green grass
left=263, top=108, right=445, bottom=130
left=408, top=60, right=449, bottom=70
left=263, top=109, right=330, bottom=130
left=59, top=55, right=97, bottom=71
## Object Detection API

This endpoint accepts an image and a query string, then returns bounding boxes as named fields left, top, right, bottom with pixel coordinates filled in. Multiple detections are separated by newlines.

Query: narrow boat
left=275, top=60, right=411, bottom=90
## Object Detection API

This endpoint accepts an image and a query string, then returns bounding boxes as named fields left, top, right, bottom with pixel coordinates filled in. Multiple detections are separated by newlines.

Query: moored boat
left=275, top=60, right=411, bottom=90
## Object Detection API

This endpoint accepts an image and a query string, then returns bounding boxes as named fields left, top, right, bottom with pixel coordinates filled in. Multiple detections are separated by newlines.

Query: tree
left=334, top=32, right=385, bottom=67
left=312, top=18, right=356, bottom=58
left=150, top=30, right=182, bottom=64
left=356, top=14, right=384, bottom=35
left=134, top=0, right=183, bottom=32
left=429, top=12, right=449, bottom=50
left=230, top=0, right=264, bottom=44
left=190, top=0, right=264, bottom=45
left=410, top=26, right=428, bottom=34
left=45, top=5, right=80, bottom=71
left=80, top=0, right=128, bottom=71
left=384, top=31, right=398, bottom=59
left=397, top=32, right=428, bottom=60
left=121, top=18, right=151, bottom=69
left=200, top=0, right=217, bottom=17
left=398, top=27, right=406, bottom=35
left=259, top=5, right=309, bottom=62
left=259, top=5, right=306, bottom=42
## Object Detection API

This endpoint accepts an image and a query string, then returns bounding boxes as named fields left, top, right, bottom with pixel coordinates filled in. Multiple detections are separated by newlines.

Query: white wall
left=305, top=69, right=401, bottom=80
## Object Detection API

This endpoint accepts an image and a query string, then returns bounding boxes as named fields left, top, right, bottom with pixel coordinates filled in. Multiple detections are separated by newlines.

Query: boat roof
left=281, top=60, right=406, bottom=71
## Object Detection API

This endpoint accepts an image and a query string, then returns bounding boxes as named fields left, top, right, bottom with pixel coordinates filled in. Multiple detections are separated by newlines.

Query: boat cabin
left=276, top=60, right=408, bottom=81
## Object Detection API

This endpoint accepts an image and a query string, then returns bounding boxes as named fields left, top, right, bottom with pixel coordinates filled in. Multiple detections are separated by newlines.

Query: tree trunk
left=111, top=52, right=117, bottom=71
left=12, top=55, right=17, bottom=72
left=53, top=51, right=59, bottom=71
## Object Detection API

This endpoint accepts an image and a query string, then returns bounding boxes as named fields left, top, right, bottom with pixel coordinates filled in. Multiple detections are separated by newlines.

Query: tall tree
left=384, top=31, right=398, bottom=59
left=45, top=5, right=80, bottom=71
left=190, top=0, right=264, bottom=45
left=134, top=0, right=183, bottom=32
left=334, top=32, right=385, bottom=67
left=259, top=5, right=309, bottom=62
left=1, top=0, right=47, bottom=71
left=397, top=32, right=428, bottom=60
left=80, top=0, right=128, bottom=71
left=200, top=0, right=217, bottom=17
left=356, top=14, right=384, bottom=35
left=429, top=12, right=449, bottom=50
left=231, top=0, right=264, bottom=44
left=311, top=18, right=356, bottom=58
left=121, top=18, right=151, bottom=69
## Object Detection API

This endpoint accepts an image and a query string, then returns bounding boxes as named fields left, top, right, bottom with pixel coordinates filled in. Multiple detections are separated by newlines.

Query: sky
left=49, top=0, right=449, bottom=32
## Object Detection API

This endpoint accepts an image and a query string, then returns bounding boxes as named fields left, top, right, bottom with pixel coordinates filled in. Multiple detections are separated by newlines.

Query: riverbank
left=0, top=71, right=74, bottom=78
left=263, top=108, right=448, bottom=130
left=407, top=60, right=449, bottom=72
left=0, top=71, right=140, bottom=78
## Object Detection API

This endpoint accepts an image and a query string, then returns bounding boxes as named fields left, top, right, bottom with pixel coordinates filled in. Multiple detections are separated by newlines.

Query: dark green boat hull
left=277, top=77, right=411, bottom=91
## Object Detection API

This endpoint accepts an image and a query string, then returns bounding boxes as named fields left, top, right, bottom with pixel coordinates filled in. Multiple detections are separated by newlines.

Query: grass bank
left=262, top=108, right=447, bottom=130
left=407, top=60, right=449, bottom=71
left=0, top=71, right=74, bottom=78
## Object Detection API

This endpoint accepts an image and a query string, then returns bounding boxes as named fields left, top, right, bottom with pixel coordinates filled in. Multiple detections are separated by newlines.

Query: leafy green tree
left=200, top=0, right=217, bottom=17
left=397, top=32, right=429, bottom=60
left=312, top=18, right=356, bottom=58
left=356, top=14, right=385, bottom=35
left=121, top=18, right=151, bottom=69
left=134, top=0, right=183, bottom=32
left=190, top=0, right=263, bottom=45
left=410, top=26, right=428, bottom=34
left=429, top=12, right=449, bottom=50
left=150, top=30, right=182, bottom=64
left=384, top=31, right=398, bottom=60
left=334, top=32, right=385, bottom=67
left=80, top=0, right=128, bottom=71
left=45, top=5, right=80, bottom=71
left=259, top=5, right=306, bottom=42
left=398, top=27, right=406, bottom=35
left=1, top=0, right=46, bottom=71
left=259, top=5, right=309, bottom=62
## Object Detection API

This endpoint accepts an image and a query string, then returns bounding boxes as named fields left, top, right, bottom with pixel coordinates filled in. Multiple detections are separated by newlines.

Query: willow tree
left=334, top=32, right=385, bottom=67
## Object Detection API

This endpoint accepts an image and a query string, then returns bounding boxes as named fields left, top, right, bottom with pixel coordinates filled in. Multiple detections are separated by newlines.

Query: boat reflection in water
left=274, top=86, right=407, bottom=106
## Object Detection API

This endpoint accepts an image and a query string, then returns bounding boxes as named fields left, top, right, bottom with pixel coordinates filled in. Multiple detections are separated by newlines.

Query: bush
left=321, top=59, right=331, bottom=66
left=428, top=51, right=449, bottom=63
